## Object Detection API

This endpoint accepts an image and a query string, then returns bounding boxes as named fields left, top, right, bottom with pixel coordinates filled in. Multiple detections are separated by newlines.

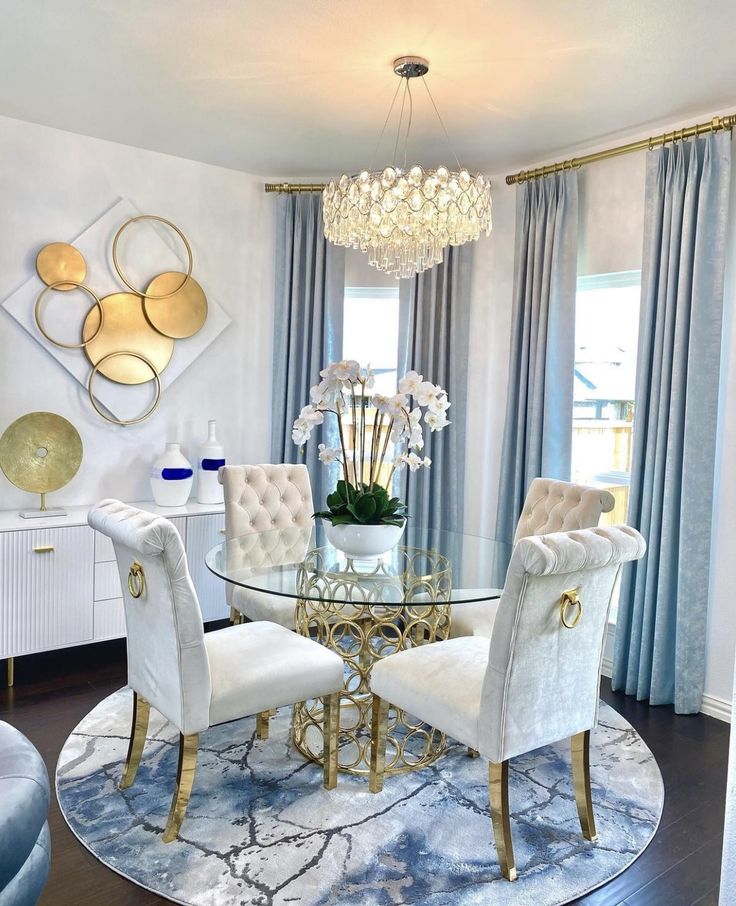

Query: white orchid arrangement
left=292, top=360, right=451, bottom=525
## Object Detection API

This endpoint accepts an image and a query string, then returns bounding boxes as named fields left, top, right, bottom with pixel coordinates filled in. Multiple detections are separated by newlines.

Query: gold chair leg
left=120, top=692, right=150, bottom=789
left=256, top=710, right=270, bottom=740
left=323, top=692, right=340, bottom=790
left=571, top=730, right=598, bottom=842
left=369, top=695, right=389, bottom=793
left=163, top=733, right=199, bottom=843
left=229, top=606, right=237, bottom=624
left=468, top=747, right=479, bottom=758
left=6, top=657, right=13, bottom=688
left=489, top=760, right=517, bottom=881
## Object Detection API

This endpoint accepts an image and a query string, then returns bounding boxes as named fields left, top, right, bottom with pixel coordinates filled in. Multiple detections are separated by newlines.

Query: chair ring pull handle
left=560, top=588, right=582, bottom=629
left=128, top=562, right=146, bottom=599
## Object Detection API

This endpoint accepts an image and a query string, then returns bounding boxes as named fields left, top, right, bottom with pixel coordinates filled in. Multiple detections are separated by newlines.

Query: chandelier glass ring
left=322, top=56, right=492, bottom=279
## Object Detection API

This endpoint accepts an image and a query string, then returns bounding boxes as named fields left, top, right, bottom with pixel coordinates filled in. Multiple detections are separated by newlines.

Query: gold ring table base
left=293, top=546, right=452, bottom=777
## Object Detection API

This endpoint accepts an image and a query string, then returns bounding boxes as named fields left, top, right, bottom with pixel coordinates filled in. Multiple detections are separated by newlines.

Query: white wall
left=0, top=115, right=275, bottom=507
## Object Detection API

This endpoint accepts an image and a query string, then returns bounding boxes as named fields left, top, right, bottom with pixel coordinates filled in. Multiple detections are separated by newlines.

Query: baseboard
left=700, top=693, right=732, bottom=723
left=601, top=627, right=731, bottom=722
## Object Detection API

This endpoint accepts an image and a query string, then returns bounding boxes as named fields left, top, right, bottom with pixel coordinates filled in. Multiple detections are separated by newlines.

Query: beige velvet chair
left=450, top=478, right=616, bottom=639
left=88, top=499, right=344, bottom=843
left=219, top=464, right=314, bottom=629
left=369, top=524, right=645, bottom=880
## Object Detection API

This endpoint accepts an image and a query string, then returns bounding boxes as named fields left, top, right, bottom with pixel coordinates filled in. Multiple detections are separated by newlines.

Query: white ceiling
left=1, top=0, right=735, bottom=178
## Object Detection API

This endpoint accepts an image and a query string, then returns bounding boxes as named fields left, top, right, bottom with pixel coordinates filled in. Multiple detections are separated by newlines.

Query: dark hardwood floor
left=0, top=641, right=729, bottom=906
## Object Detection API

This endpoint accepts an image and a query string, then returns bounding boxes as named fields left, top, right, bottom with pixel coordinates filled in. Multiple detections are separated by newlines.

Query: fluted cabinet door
left=184, top=513, right=228, bottom=622
left=0, top=525, right=94, bottom=657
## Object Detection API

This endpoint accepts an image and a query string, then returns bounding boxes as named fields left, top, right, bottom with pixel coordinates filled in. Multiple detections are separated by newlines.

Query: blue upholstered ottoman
left=0, top=721, right=50, bottom=906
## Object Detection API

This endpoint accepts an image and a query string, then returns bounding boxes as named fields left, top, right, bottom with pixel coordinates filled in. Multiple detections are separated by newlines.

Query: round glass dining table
left=206, top=523, right=511, bottom=776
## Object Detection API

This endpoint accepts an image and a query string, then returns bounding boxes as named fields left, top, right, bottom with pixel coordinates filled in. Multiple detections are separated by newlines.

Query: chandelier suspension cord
left=420, top=75, right=462, bottom=170
left=392, top=78, right=409, bottom=167
left=403, top=78, right=414, bottom=170
left=368, top=76, right=405, bottom=173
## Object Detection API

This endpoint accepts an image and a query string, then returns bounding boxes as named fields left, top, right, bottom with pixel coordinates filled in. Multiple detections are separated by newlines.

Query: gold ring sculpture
left=87, top=351, right=162, bottom=426
left=560, top=588, right=583, bottom=629
left=293, top=546, right=452, bottom=776
left=32, top=215, right=204, bottom=424
left=128, top=562, right=146, bottom=598
left=35, top=281, right=105, bottom=349
left=112, top=215, right=193, bottom=299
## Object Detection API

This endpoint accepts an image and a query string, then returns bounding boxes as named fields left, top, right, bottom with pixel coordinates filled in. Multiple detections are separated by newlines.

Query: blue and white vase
left=150, top=443, right=194, bottom=507
left=196, top=420, right=225, bottom=505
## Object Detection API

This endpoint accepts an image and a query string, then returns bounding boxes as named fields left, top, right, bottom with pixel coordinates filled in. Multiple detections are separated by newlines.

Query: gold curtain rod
left=505, top=113, right=736, bottom=185
left=264, top=182, right=326, bottom=193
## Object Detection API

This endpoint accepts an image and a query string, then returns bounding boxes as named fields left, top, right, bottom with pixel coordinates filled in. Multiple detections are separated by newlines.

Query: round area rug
left=57, top=689, right=663, bottom=906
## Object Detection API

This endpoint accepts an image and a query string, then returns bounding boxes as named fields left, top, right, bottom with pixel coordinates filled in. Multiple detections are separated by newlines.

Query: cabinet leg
left=6, top=657, right=14, bottom=687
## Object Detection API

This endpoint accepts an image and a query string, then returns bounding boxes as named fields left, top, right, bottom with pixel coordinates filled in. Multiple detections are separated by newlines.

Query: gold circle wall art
left=30, top=215, right=208, bottom=426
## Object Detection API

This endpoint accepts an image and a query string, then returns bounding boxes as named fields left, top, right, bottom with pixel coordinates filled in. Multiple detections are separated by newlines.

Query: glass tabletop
left=205, top=522, right=511, bottom=605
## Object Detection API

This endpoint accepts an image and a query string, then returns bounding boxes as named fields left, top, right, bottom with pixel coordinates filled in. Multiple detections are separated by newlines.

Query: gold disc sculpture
left=36, top=243, right=87, bottom=291
left=0, top=412, right=83, bottom=517
left=144, top=272, right=208, bottom=339
left=82, top=292, right=174, bottom=384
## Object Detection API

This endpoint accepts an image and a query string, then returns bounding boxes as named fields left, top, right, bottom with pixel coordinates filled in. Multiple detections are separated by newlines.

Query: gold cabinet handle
left=560, top=588, right=583, bottom=629
left=33, top=545, right=54, bottom=553
left=128, top=561, right=146, bottom=599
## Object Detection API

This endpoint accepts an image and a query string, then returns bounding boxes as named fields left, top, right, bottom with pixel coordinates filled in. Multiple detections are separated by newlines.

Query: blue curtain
left=271, top=193, right=345, bottom=509
left=398, top=244, right=474, bottom=543
left=495, top=171, right=579, bottom=545
left=613, top=132, right=732, bottom=714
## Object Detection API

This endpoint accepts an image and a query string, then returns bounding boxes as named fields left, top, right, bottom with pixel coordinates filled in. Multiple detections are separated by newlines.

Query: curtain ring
left=560, top=588, right=582, bottom=629
left=648, top=137, right=654, bottom=151
left=128, top=562, right=146, bottom=599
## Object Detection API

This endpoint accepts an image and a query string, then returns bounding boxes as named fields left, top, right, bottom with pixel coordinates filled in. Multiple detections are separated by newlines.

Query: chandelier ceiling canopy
left=322, top=55, right=492, bottom=279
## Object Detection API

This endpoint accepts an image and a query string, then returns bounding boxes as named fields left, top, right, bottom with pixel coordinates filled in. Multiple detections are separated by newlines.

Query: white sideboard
left=0, top=500, right=228, bottom=685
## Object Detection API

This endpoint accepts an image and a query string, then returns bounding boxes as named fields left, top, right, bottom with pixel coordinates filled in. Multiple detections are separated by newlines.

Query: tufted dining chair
left=450, top=478, right=616, bottom=639
left=369, top=525, right=646, bottom=880
left=218, top=464, right=314, bottom=629
left=88, top=499, right=344, bottom=843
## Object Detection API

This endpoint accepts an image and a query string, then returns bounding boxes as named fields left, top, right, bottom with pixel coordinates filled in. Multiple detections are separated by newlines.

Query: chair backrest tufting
left=479, top=525, right=646, bottom=763
left=218, top=464, right=314, bottom=603
left=514, top=478, right=616, bottom=543
left=88, top=499, right=211, bottom=736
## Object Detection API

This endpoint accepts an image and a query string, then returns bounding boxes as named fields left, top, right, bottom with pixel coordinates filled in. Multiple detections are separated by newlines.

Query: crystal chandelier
left=322, top=56, right=492, bottom=279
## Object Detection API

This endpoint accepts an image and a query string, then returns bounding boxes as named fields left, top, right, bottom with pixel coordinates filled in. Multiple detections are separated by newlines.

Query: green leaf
left=326, top=490, right=344, bottom=510
left=329, top=513, right=355, bottom=526
left=347, top=495, right=377, bottom=523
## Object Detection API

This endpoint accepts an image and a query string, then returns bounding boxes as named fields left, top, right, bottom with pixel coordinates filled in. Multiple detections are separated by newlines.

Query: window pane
left=572, top=271, right=641, bottom=527
left=343, top=287, right=400, bottom=393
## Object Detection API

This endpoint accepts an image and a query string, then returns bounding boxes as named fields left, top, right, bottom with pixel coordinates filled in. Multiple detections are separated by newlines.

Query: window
left=572, top=271, right=641, bottom=526
left=342, top=285, right=401, bottom=486
left=342, top=286, right=401, bottom=396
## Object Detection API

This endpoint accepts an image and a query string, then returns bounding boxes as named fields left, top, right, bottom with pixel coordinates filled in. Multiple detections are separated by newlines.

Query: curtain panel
left=613, top=131, right=732, bottom=714
left=398, top=243, right=474, bottom=540
left=495, top=171, right=579, bottom=545
left=271, top=193, right=345, bottom=509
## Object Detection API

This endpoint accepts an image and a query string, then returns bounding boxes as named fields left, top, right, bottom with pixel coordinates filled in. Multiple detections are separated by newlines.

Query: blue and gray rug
left=56, top=689, right=663, bottom=905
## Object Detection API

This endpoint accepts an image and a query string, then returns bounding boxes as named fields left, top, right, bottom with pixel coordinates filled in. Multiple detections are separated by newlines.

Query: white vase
left=323, top=520, right=406, bottom=559
left=196, top=420, right=225, bottom=504
left=150, top=443, right=194, bottom=507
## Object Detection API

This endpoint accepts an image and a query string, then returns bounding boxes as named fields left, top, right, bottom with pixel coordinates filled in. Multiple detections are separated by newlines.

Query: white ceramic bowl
left=323, top=520, right=406, bottom=559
